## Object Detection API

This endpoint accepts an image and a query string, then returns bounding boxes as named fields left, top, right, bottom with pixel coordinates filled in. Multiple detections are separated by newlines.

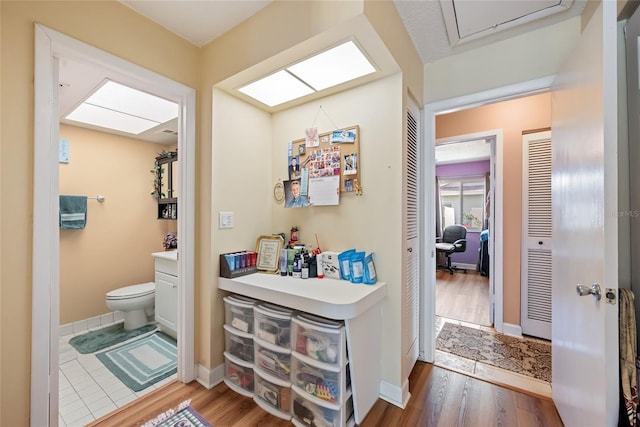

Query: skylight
left=238, top=41, right=376, bottom=107
left=287, top=41, right=376, bottom=91
left=238, top=70, right=315, bottom=108
left=65, top=80, right=179, bottom=135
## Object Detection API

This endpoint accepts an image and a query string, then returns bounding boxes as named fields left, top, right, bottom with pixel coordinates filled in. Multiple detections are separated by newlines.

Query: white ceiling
left=60, top=0, right=587, bottom=143
left=435, top=139, right=491, bottom=165
left=118, top=0, right=586, bottom=63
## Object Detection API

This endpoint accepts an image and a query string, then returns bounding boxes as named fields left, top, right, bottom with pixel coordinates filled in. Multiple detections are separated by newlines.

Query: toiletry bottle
left=317, top=253, right=324, bottom=279
left=301, top=262, right=309, bottom=279
left=293, top=254, right=302, bottom=278
left=280, top=249, right=288, bottom=276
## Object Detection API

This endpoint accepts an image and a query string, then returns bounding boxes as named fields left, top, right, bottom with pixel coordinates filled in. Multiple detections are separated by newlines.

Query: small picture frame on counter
left=255, top=234, right=285, bottom=273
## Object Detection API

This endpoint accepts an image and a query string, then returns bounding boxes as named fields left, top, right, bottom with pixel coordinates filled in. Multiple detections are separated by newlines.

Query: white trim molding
left=196, top=363, right=225, bottom=390
left=379, top=379, right=410, bottom=409
left=502, top=323, right=524, bottom=338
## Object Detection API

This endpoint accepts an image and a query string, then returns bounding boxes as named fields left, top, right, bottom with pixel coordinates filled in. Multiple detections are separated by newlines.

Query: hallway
left=435, top=270, right=552, bottom=398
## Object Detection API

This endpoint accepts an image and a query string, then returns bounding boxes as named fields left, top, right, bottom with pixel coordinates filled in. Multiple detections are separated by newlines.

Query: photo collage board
left=284, top=125, right=360, bottom=208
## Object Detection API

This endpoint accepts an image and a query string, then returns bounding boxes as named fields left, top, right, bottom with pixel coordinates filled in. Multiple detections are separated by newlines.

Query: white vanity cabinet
left=152, top=251, right=178, bottom=339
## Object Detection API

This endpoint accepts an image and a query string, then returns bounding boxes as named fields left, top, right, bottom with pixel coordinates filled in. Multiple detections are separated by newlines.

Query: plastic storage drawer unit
left=292, top=314, right=346, bottom=366
left=254, top=303, right=293, bottom=348
left=223, top=352, right=254, bottom=397
left=254, top=339, right=292, bottom=381
left=291, top=388, right=354, bottom=427
left=224, top=324, right=254, bottom=363
left=224, top=294, right=256, bottom=334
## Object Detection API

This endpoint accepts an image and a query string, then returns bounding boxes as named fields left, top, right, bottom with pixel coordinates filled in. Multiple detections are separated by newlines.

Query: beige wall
left=0, top=2, right=198, bottom=424
left=271, top=73, right=404, bottom=385
left=59, top=124, right=176, bottom=325
left=209, top=89, right=273, bottom=368
left=424, top=17, right=580, bottom=103
left=435, top=92, right=551, bottom=325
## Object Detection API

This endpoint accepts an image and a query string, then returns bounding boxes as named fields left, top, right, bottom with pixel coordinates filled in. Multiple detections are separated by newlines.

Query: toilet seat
left=106, top=282, right=155, bottom=300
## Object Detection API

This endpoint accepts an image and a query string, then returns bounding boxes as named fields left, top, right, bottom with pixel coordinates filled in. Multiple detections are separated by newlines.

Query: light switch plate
left=219, top=212, right=233, bottom=229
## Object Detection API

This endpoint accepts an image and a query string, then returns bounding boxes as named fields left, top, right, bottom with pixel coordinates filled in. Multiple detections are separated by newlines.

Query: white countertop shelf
left=151, top=250, right=178, bottom=261
left=218, top=273, right=386, bottom=320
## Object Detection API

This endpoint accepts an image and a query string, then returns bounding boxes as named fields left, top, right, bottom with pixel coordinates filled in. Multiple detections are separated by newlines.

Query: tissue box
left=322, top=252, right=341, bottom=280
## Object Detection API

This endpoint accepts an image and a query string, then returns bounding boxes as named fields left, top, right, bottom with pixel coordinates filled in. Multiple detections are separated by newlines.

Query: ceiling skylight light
left=65, top=80, right=178, bottom=135
left=237, top=40, right=376, bottom=107
left=287, top=41, right=376, bottom=91
left=238, top=70, right=314, bottom=107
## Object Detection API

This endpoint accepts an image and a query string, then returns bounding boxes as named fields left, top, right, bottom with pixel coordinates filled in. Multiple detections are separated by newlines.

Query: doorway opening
left=32, top=24, right=196, bottom=426
left=421, top=78, right=555, bottom=398
left=434, top=135, right=495, bottom=329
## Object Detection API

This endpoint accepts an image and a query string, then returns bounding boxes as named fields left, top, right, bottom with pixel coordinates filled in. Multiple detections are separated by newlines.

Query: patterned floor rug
left=143, top=400, right=213, bottom=427
left=436, top=322, right=551, bottom=382
left=68, top=322, right=157, bottom=354
left=96, top=332, right=177, bottom=391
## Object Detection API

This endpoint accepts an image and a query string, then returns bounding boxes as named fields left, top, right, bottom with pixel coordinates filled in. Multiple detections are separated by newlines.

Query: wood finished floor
left=434, top=269, right=553, bottom=399
left=435, top=269, right=490, bottom=326
left=88, top=363, right=563, bottom=427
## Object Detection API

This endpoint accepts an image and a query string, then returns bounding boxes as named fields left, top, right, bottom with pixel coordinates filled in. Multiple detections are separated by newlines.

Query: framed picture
left=255, top=234, right=284, bottom=273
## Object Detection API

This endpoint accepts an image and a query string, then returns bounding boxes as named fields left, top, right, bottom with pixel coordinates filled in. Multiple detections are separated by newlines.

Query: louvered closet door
left=402, top=101, right=420, bottom=380
left=521, top=130, right=552, bottom=340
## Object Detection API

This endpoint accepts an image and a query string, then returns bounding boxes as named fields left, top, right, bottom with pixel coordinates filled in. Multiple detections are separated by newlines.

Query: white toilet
left=106, top=282, right=155, bottom=330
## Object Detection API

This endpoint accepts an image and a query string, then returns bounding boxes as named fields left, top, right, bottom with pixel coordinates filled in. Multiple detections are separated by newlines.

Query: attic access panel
left=441, top=0, right=573, bottom=46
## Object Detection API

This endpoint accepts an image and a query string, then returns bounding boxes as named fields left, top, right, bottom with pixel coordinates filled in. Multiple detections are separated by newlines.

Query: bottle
left=317, top=253, right=324, bottom=279
left=280, top=249, right=288, bottom=276
left=301, top=262, right=309, bottom=279
left=293, top=254, right=302, bottom=278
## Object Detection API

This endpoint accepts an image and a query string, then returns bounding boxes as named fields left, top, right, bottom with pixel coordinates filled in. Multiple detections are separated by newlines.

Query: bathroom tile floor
left=58, top=322, right=177, bottom=427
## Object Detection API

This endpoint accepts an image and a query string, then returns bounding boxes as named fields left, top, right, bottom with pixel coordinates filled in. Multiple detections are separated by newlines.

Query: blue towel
left=59, top=195, right=87, bottom=229
left=480, top=229, right=489, bottom=242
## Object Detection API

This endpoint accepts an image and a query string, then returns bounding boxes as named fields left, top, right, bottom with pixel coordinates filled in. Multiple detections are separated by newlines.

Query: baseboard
left=379, top=379, right=410, bottom=409
left=196, top=362, right=225, bottom=389
left=502, top=323, right=523, bottom=338
left=450, top=262, right=477, bottom=270
left=59, top=311, right=124, bottom=336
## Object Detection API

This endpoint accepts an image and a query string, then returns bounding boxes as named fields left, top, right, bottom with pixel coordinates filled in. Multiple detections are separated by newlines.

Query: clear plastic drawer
left=224, top=324, right=254, bottom=363
left=254, top=369, right=292, bottom=416
left=292, top=353, right=344, bottom=404
left=291, top=388, right=353, bottom=427
left=224, top=294, right=256, bottom=334
left=224, top=352, right=254, bottom=396
left=292, top=314, right=345, bottom=366
left=254, top=303, right=293, bottom=348
left=254, top=338, right=292, bottom=381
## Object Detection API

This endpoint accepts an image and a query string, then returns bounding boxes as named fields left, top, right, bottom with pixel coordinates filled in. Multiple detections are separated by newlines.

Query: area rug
left=436, top=322, right=552, bottom=382
left=68, top=322, right=157, bottom=354
left=142, top=400, right=213, bottom=427
left=96, top=332, right=177, bottom=391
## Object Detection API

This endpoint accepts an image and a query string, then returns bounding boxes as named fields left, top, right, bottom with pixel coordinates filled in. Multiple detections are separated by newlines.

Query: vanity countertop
left=152, top=251, right=177, bottom=261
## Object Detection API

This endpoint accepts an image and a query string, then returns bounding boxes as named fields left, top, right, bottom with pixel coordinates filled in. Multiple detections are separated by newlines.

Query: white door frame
left=420, top=76, right=554, bottom=362
left=32, top=24, right=196, bottom=426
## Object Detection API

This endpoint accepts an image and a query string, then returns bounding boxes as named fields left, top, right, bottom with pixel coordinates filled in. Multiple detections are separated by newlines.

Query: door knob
left=576, top=283, right=602, bottom=301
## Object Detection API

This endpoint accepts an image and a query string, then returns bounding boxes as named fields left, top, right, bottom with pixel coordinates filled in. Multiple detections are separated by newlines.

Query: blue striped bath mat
left=97, top=332, right=177, bottom=391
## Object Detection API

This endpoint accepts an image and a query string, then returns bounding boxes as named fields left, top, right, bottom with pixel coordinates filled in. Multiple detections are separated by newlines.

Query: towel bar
left=88, top=195, right=105, bottom=202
